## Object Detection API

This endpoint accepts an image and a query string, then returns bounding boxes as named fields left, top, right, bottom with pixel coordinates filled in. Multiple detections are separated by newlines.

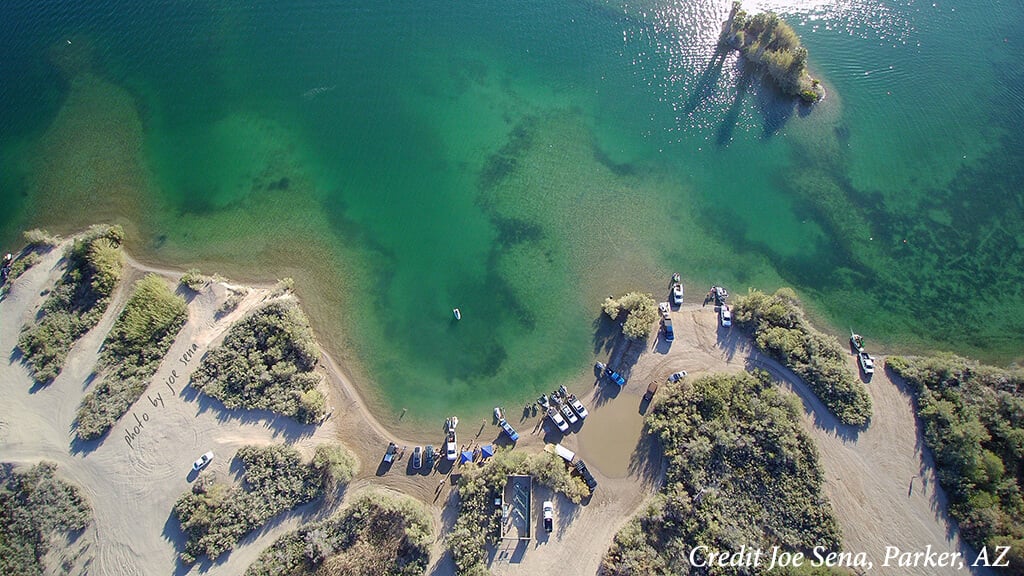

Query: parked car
left=720, top=305, right=732, bottom=327
left=412, top=446, right=423, bottom=469
left=192, top=451, right=214, bottom=471
left=383, top=442, right=398, bottom=463
left=671, top=283, right=684, bottom=305
left=425, top=444, right=435, bottom=467
left=574, top=460, right=598, bottom=491
left=643, top=381, right=659, bottom=402
left=543, top=500, right=554, bottom=533
left=668, top=371, right=687, bottom=383
left=858, top=351, right=875, bottom=376
left=663, top=318, right=675, bottom=342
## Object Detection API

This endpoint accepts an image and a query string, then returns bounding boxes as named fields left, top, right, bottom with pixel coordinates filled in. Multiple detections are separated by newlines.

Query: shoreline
left=0, top=234, right=993, bottom=575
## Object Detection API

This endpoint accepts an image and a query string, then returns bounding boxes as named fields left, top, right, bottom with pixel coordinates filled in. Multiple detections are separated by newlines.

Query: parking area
left=502, top=474, right=532, bottom=540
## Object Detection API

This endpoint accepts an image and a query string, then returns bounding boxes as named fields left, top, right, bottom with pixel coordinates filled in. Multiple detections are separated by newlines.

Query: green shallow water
left=1, top=0, right=1022, bottom=426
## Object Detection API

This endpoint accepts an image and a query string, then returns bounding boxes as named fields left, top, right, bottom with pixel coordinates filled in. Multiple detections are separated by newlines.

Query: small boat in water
left=453, top=308, right=461, bottom=320
left=537, top=394, right=550, bottom=409
left=494, top=407, right=504, bottom=422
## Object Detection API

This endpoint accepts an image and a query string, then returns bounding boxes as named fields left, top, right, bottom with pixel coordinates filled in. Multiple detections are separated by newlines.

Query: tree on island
left=603, top=292, right=659, bottom=340
left=720, top=1, right=824, bottom=102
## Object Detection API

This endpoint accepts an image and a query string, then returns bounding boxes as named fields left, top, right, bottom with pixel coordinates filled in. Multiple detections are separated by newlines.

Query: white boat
left=659, top=302, right=671, bottom=319
left=547, top=407, right=569, bottom=433
left=568, top=394, right=588, bottom=419
left=494, top=407, right=504, bottom=421
left=560, top=402, right=578, bottom=424
left=453, top=308, right=461, bottom=320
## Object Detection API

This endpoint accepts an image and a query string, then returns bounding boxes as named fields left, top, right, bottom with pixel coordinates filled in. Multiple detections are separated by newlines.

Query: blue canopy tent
left=460, top=450, right=474, bottom=464
left=481, top=444, right=495, bottom=459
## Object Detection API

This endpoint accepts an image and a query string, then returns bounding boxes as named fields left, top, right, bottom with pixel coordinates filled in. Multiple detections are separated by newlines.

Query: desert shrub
left=75, top=274, right=188, bottom=439
left=245, top=491, right=431, bottom=576
left=603, top=371, right=842, bottom=575
left=217, top=289, right=247, bottom=316
left=174, top=443, right=354, bottom=564
left=4, top=252, right=40, bottom=283
left=732, top=288, right=872, bottom=426
left=0, top=462, right=92, bottom=576
left=17, top=225, right=124, bottom=384
left=449, top=449, right=587, bottom=574
left=23, top=228, right=61, bottom=248
left=312, top=443, right=360, bottom=487
left=887, top=354, right=1024, bottom=575
left=179, top=268, right=207, bottom=291
left=190, top=300, right=326, bottom=423
left=603, top=292, right=659, bottom=340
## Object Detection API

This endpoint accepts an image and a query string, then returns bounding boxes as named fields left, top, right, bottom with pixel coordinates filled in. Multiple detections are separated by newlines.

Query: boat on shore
left=445, top=416, right=458, bottom=461
left=537, top=394, right=549, bottom=409
left=567, top=394, right=588, bottom=419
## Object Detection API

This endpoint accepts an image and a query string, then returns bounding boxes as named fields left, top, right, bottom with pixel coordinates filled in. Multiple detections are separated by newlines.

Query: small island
left=720, top=1, right=825, bottom=102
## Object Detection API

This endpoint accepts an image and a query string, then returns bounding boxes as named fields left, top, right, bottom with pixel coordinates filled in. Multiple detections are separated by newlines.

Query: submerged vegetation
left=0, top=462, right=92, bottom=575
left=887, top=355, right=1024, bottom=573
left=17, top=224, right=124, bottom=385
left=603, top=292, right=659, bottom=341
left=450, top=449, right=589, bottom=575
left=245, top=491, right=432, bottom=576
left=173, top=443, right=357, bottom=564
left=602, top=371, right=842, bottom=574
left=733, top=288, right=872, bottom=426
left=76, top=274, right=188, bottom=440
left=720, top=2, right=823, bottom=102
left=190, top=300, right=327, bottom=423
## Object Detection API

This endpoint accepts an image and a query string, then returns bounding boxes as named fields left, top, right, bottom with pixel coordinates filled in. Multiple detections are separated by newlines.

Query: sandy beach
left=0, top=244, right=989, bottom=575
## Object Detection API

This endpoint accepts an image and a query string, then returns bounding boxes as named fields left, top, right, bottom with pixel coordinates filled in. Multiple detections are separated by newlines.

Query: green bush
left=245, top=491, right=431, bottom=576
left=603, top=371, right=842, bottom=574
left=17, top=225, right=124, bottom=384
left=887, top=355, right=1024, bottom=575
left=4, top=252, right=40, bottom=284
left=23, top=228, right=61, bottom=248
left=732, top=288, right=872, bottom=426
left=174, top=443, right=354, bottom=564
left=312, top=443, right=360, bottom=487
left=721, top=3, right=822, bottom=99
left=190, top=300, right=326, bottom=423
left=76, top=274, right=188, bottom=439
left=603, top=292, right=659, bottom=340
left=180, top=268, right=207, bottom=291
left=0, top=462, right=92, bottom=575
left=217, top=289, right=247, bottom=316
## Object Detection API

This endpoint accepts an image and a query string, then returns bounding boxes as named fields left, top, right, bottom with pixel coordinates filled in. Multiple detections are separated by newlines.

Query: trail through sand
left=0, top=248, right=991, bottom=576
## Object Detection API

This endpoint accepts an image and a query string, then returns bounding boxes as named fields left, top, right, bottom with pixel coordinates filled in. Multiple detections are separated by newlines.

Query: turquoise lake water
left=1, top=0, right=1022, bottom=425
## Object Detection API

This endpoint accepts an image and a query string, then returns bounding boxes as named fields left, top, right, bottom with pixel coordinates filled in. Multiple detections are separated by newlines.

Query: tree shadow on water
left=716, top=66, right=754, bottom=147
left=681, top=46, right=731, bottom=116
left=755, top=82, right=797, bottom=138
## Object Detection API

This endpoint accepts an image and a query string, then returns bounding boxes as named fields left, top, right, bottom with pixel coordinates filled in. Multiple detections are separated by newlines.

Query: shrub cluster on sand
left=189, top=300, right=326, bottom=423
left=602, top=371, right=842, bottom=574
left=602, top=292, right=659, bottom=341
left=888, top=354, right=1024, bottom=573
left=449, top=450, right=588, bottom=575
left=75, top=274, right=188, bottom=440
left=173, top=443, right=357, bottom=564
left=179, top=268, right=207, bottom=291
left=0, top=462, right=92, bottom=575
left=720, top=2, right=824, bottom=102
left=732, top=288, right=872, bottom=426
left=17, top=225, right=124, bottom=385
left=245, top=491, right=431, bottom=576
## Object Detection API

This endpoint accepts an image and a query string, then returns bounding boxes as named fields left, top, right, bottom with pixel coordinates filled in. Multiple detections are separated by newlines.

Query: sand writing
left=124, top=343, right=199, bottom=449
